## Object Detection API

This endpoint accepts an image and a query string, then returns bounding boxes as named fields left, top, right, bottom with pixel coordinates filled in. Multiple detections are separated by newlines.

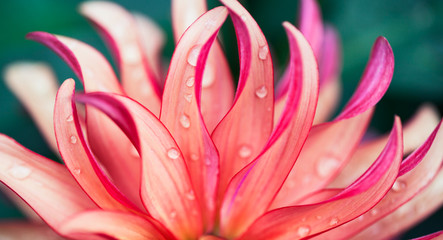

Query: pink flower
left=2, top=0, right=443, bottom=239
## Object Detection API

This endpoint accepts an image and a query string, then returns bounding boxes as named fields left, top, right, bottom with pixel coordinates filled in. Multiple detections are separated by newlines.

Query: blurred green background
left=0, top=0, right=442, bottom=238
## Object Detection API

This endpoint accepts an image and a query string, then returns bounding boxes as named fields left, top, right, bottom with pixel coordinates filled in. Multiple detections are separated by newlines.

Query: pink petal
left=28, top=32, right=144, bottom=206
left=331, top=104, right=441, bottom=188
left=0, top=134, right=96, bottom=231
left=211, top=0, right=275, bottom=214
left=77, top=92, right=203, bottom=239
left=80, top=1, right=162, bottom=115
left=0, top=222, right=64, bottom=240
left=4, top=62, right=59, bottom=152
left=58, top=210, right=174, bottom=240
left=172, top=0, right=234, bottom=132
left=54, top=79, right=141, bottom=212
left=314, top=120, right=443, bottom=239
left=272, top=36, right=393, bottom=208
left=299, top=0, right=324, bottom=58
left=412, top=231, right=443, bottom=240
left=219, top=22, right=318, bottom=238
left=160, top=7, right=227, bottom=231
left=238, top=118, right=403, bottom=240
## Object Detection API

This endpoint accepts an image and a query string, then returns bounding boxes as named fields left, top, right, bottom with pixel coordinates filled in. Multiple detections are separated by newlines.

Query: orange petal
left=314, top=120, right=443, bottom=239
left=0, top=134, right=96, bottom=230
left=77, top=92, right=203, bottom=239
left=330, top=104, right=441, bottom=188
left=28, top=32, right=143, bottom=206
left=80, top=1, right=162, bottom=114
left=3, top=62, right=58, bottom=152
left=238, top=118, right=403, bottom=240
left=219, top=22, right=318, bottom=238
left=160, top=6, right=227, bottom=231
left=212, top=0, right=275, bottom=213
left=0, top=222, right=64, bottom=240
left=58, top=210, right=174, bottom=240
left=172, top=0, right=234, bottom=132
left=54, top=79, right=140, bottom=212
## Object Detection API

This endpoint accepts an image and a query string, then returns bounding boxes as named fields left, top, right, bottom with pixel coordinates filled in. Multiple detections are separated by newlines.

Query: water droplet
left=73, top=168, right=81, bottom=175
left=329, top=217, right=339, bottom=226
left=205, top=159, right=212, bottom=166
left=240, top=14, right=247, bottom=21
left=190, top=153, right=199, bottom=161
left=370, top=208, right=379, bottom=216
left=66, top=114, right=73, bottom=122
left=391, top=180, right=407, bottom=192
left=169, top=210, right=177, bottom=219
left=357, top=215, right=365, bottom=221
left=258, top=45, right=269, bottom=60
left=238, top=145, right=252, bottom=158
left=187, top=46, right=200, bottom=67
left=186, top=190, right=196, bottom=200
left=122, top=44, right=142, bottom=64
left=8, top=165, right=32, bottom=180
left=255, top=85, right=268, bottom=99
left=316, top=156, right=340, bottom=177
left=184, top=94, right=193, bottom=103
left=297, top=226, right=311, bottom=237
left=179, top=114, right=191, bottom=129
left=70, top=135, right=78, bottom=144
left=167, top=148, right=180, bottom=160
left=186, top=77, right=195, bottom=87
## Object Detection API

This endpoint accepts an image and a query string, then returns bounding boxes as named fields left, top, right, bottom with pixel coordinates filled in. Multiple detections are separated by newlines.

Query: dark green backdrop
left=0, top=0, right=442, bottom=239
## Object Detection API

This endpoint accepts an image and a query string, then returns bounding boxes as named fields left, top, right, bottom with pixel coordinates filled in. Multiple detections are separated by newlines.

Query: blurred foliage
left=0, top=0, right=442, bottom=239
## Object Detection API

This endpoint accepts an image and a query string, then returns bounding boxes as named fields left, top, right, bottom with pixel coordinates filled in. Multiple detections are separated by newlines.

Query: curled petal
left=77, top=92, right=202, bottom=239
left=212, top=0, right=275, bottom=214
left=80, top=1, right=162, bottom=114
left=0, top=134, right=96, bottom=230
left=160, top=6, right=227, bottom=230
left=314, top=120, right=443, bottom=239
left=219, top=22, right=318, bottom=238
left=58, top=210, right=174, bottom=240
left=3, top=62, right=59, bottom=152
left=238, top=118, right=403, bottom=240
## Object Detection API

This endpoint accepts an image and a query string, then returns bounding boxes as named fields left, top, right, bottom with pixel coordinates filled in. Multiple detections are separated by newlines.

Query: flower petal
left=314, top=120, right=443, bottom=239
left=172, top=0, right=234, bottom=132
left=272, top=37, right=393, bottom=208
left=77, top=92, right=202, bottom=239
left=412, top=231, right=443, bottom=240
left=80, top=1, right=162, bottom=115
left=299, top=0, right=324, bottom=58
left=58, top=210, right=174, bottom=240
left=54, top=79, right=140, bottom=212
left=330, top=104, right=441, bottom=188
left=238, top=118, right=403, bottom=240
left=219, top=22, right=318, bottom=238
left=0, top=134, right=96, bottom=230
left=0, top=222, right=64, bottom=240
left=160, top=6, right=227, bottom=231
left=212, top=0, right=275, bottom=213
left=28, top=32, right=144, bottom=206
left=3, top=62, right=59, bottom=152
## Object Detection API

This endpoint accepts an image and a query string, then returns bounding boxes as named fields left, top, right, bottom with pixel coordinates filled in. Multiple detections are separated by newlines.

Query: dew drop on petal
left=186, top=190, right=196, bottom=200
left=186, top=77, right=195, bottom=87
left=70, top=135, right=78, bottom=144
left=316, top=156, right=340, bottom=177
left=190, top=153, right=199, bottom=161
left=66, top=114, right=73, bottom=122
left=391, top=180, right=407, bottom=192
left=73, top=168, right=81, bottom=175
left=370, top=208, right=379, bottom=216
left=187, top=46, right=200, bottom=67
left=184, top=94, right=193, bottom=103
left=167, top=148, right=180, bottom=160
left=258, top=45, right=269, bottom=60
left=180, top=114, right=191, bottom=129
left=169, top=210, right=177, bottom=219
left=8, top=165, right=32, bottom=180
left=205, top=159, right=212, bottom=166
left=240, top=14, right=247, bottom=21
left=255, top=85, right=268, bottom=99
left=329, top=217, right=339, bottom=226
left=238, top=145, right=252, bottom=158
left=297, top=226, right=311, bottom=237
